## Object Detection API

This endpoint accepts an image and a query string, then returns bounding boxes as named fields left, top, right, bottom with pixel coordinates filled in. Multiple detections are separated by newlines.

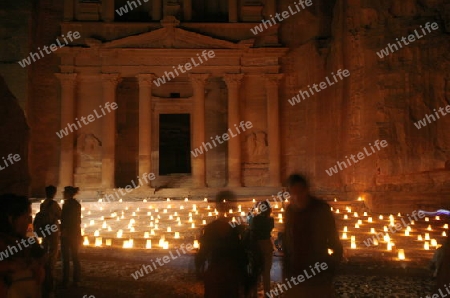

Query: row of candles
left=334, top=205, right=447, bottom=260
left=34, top=196, right=446, bottom=259
left=33, top=197, right=286, bottom=250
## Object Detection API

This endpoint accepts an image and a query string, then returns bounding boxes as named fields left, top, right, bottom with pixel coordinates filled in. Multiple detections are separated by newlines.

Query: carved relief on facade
left=245, top=130, right=268, bottom=163
left=76, top=133, right=102, bottom=161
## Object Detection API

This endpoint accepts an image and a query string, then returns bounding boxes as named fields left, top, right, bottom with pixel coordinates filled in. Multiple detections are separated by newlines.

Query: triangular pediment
left=101, top=17, right=250, bottom=50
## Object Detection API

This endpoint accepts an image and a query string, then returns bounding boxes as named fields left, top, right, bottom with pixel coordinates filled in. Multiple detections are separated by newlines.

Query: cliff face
left=2, top=0, right=448, bottom=209
left=280, top=0, right=450, bottom=211
left=0, top=75, right=29, bottom=195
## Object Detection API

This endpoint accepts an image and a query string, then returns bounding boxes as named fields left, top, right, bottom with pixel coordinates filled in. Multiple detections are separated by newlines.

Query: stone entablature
left=55, top=16, right=288, bottom=190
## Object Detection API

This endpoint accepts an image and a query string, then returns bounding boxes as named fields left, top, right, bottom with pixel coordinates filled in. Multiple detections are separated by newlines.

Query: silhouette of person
left=249, top=200, right=274, bottom=296
left=41, top=185, right=61, bottom=298
left=60, top=186, right=81, bottom=288
left=195, top=190, right=247, bottom=298
left=0, top=194, right=45, bottom=298
left=421, top=209, right=450, bottom=295
left=282, top=174, right=343, bottom=297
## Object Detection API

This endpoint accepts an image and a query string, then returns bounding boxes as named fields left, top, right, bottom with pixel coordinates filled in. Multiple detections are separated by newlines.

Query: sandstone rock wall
left=279, top=0, right=450, bottom=212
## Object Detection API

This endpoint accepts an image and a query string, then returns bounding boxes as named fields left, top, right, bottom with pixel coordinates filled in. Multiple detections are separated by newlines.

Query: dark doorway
left=115, top=78, right=139, bottom=188
left=159, top=114, right=191, bottom=175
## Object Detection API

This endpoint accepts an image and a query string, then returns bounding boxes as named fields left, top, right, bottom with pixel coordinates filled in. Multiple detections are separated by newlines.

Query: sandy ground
left=53, top=247, right=436, bottom=298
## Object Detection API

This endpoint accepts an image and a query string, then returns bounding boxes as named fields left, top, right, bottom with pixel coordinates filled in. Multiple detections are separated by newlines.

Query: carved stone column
left=264, top=74, right=283, bottom=187
left=101, top=0, right=115, bottom=22
left=229, top=0, right=238, bottom=22
left=55, top=73, right=77, bottom=187
left=183, top=0, right=192, bottom=20
left=101, top=73, right=121, bottom=189
left=264, top=0, right=276, bottom=18
left=152, top=0, right=162, bottom=20
left=224, top=74, right=244, bottom=187
left=64, top=0, right=75, bottom=21
left=137, top=74, right=155, bottom=186
left=189, top=74, right=210, bottom=188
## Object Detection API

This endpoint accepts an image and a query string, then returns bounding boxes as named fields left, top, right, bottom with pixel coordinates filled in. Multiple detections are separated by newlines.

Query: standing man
left=282, top=174, right=343, bottom=297
left=195, top=190, right=248, bottom=298
left=60, top=186, right=82, bottom=288
left=41, top=185, right=61, bottom=298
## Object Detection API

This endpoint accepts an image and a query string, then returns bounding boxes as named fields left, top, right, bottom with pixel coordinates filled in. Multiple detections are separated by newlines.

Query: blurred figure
left=0, top=194, right=45, bottom=298
left=282, top=174, right=343, bottom=298
left=420, top=209, right=450, bottom=294
left=60, top=186, right=81, bottom=288
left=195, top=190, right=247, bottom=298
left=249, top=201, right=274, bottom=296
left=40, top=185, right=61, bottom=298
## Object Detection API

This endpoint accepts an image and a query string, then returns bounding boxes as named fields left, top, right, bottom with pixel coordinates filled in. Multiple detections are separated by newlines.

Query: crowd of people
left=195, top=174, right=344, bottom=297
left=0, top=185, right=81, bottom=298
left=0, top=174, right=449, bottom=297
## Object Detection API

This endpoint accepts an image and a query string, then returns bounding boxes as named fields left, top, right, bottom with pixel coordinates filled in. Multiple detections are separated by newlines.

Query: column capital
left=264, top=73, right=284, bottom=87
left=189, top=73, right=210, bottom=87
left=223, top=73, right=244, bottom=88
left=55, top=73, right=77, bottom=86
left=101, top=73, right=122, bottom=87
left=136, top=74, right=156, bottom=86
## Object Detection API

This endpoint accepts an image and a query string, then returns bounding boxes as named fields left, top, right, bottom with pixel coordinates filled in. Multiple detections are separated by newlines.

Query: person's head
left=215, top=190, right=237, bottom=215
left=286, top=174, right=310, bottom=208
left=0, top=194, right=32, bottom=237
left=45, top=185, right=57, bottom=199
left=257, top=201, right=272, bottom=217
left=63, top=186, right=79, bottom=200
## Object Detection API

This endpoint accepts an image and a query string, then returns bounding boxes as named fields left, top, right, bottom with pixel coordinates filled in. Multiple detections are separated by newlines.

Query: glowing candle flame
left=95, top=237, right=102, bottom=247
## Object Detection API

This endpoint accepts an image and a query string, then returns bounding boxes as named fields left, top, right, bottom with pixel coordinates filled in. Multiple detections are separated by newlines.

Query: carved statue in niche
left=77, top=133, right=101, bottom=161
left=246, top=131, right=268, bottom=163
left=443, top=4, right=450, bottom=33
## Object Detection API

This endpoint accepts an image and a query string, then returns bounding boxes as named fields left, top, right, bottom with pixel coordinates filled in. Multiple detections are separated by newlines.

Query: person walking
left=249, top=200, right=274, bottom=296
left=0, top=194, right=45, bottom=298
left=195, top=190, right=248, bottom=298
left=60, top=186, right=81, bottom=288
left=282, top=174, right=343, bottom=297
left=40, top=185, right=61, bottom=298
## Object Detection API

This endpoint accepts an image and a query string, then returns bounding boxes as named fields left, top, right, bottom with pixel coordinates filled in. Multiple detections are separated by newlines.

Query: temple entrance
left=159, top=114, right=191, bottom=175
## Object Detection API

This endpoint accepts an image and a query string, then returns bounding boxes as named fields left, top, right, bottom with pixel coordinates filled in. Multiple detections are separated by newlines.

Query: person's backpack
left=33, top=200, right=55, bottom=237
